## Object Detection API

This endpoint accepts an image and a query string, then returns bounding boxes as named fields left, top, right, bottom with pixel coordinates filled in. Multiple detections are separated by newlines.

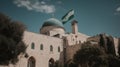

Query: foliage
left=99, top=34, right=116, bottom=55
left=106, top=36, right=115, bottom=55
left=99, top=34, right=106, bottom=48
left=108, top=55, right=120, bottom=67
left=73, top=38, right=120, bottom=67
left=73, top=41, right=108, bottom=67
left=0, top=13, right=26, bottom=65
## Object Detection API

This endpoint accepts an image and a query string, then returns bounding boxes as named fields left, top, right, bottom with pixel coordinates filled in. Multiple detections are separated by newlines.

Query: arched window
left=31, top=42, right=35, bottom=49
left=50, top=45, right=53, bottom=52
left=40, top=44, right=43, bottom=50
left=58, top=46, right=60, bottom=52
left=27, top=57, right=36, bottom=67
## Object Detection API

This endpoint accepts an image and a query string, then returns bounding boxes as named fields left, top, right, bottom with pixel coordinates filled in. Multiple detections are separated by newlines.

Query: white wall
left=65, top=33, right=89, bottom=46
left=6, top=31, right=63, bottom=67
left=114, top=38, right=119, bottom=56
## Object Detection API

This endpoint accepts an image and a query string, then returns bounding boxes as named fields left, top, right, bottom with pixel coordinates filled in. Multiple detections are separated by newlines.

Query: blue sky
left=0, top=0, right=120, bottom=37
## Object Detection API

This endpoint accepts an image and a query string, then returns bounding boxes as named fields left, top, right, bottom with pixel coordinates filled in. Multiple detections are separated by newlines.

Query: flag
left=62, top=9, right=74, bottom=24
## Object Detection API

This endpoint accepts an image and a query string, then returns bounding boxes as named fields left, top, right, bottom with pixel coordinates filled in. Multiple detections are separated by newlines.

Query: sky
left=0, top=0, right=120, bottom=37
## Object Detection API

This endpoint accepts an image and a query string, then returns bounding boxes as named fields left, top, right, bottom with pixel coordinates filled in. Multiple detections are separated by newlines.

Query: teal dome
left=42, top=18, right=64, bottom=28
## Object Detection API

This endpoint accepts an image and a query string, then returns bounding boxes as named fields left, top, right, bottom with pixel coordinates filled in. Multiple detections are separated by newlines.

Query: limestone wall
left=5, top=31, right=63, bottom=67
left=66, top=44, right=81, bottom=62
left=114, top=38, right=119, bottom=56
left=66, top=33, right=89, bottom=46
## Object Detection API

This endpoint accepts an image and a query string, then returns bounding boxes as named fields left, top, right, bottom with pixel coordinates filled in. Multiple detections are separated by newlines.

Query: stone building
left=0, top=18, right=119, bottom=67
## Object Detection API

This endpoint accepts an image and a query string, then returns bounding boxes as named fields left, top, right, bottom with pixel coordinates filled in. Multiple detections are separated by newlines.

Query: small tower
left=71, top=20, right=78, bottom=34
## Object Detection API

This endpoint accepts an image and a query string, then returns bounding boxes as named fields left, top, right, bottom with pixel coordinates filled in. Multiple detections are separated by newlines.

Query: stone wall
left=66, top=44, right=81, bottom=62
left=5, top=31, right=63, bottom=67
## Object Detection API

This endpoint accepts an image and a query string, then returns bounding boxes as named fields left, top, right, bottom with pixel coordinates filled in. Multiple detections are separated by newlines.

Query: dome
left=42, top=18, right=64, bottom=28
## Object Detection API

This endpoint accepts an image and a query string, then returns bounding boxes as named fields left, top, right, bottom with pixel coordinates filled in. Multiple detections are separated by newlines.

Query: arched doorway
left=49, top=58, right=55, bottom=67
left=27, top=56, right=36, bottom=67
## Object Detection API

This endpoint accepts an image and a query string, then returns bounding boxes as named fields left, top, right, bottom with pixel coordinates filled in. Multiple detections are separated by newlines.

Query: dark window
left=50, top=45, right=53, bottom=51
left=58, top=46, right=60, bottom=52
left=31, top=42, right=35, bottom=49
left=53, top=34, right=60, bottom=38
left=40, top=44, right=43, bottom=50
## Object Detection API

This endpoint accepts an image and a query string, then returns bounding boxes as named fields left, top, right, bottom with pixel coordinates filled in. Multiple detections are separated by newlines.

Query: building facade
left=0, top=18, right=119, bottom=67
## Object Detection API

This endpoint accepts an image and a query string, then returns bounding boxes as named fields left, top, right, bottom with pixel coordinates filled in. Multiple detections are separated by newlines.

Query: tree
left=99, top=34, right=107, bottom=53
left=99, top=34, right=116, bottom=55
left=106, top=36, right=115, bottom=55
left=0, top=13, right=27, bottom=65
left=73, top=41, right=108, bottom=67
left=107, top=55, right=120, bottom=67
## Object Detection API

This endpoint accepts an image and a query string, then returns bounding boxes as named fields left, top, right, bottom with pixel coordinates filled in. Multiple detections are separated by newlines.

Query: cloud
left=13, top=0, right=55, bottom=14
left=116, top=7, right=120, bottom=12
left=115, top=6, right=120, bottom=15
